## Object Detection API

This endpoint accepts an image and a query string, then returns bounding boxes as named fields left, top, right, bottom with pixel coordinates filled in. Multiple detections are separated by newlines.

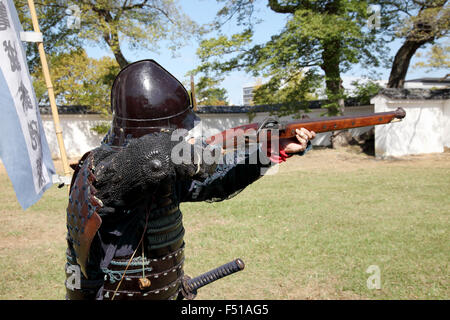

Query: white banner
left=0, top=0, right=55, bottom=209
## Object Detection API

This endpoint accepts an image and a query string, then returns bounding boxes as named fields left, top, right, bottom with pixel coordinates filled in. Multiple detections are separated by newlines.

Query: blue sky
left=85, top=0, right=448, bottom=105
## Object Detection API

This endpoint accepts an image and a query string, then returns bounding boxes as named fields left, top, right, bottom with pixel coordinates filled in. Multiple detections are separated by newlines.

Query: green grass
left=0, top=148, right=448, bottom=299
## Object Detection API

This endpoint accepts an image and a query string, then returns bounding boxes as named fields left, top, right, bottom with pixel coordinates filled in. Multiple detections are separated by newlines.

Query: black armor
left=65, top=135, right=269, bottom=299
left=64, top=60, right=303, bottom=300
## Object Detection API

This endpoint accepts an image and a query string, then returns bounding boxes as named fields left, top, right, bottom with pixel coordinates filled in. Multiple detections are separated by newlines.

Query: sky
left=84, top=0, right=448, bottom=105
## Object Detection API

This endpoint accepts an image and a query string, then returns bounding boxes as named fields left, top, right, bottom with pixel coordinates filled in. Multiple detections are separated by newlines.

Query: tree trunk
left=387, top=38, right=430, bottom=88
left=321, top=40, right=349, bottom=148
left=103, top=29, right=129, bottom=69
left=109, top=44, right=129, bottom=69
left=321, top=40, right=344, bottom=116
left=89, top=5, right=130, bottom=69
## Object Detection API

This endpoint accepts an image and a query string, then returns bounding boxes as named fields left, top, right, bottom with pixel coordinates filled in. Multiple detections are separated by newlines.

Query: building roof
left=196, top=98, right=369, bottom=114
left=39, top=105, right=101, bottom=115
left=404, top=77, right=450, bottom=84
left=375, top=88, right=450, bottom=100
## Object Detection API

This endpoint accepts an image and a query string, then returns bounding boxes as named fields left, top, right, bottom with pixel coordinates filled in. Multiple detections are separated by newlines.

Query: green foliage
left=91, top=122, right=111, bottom=135
left=347, top=80, right=382, bottom=105
left=414, top=44, right=450, bottom=71
left=377, top=0, right=449, bottom=42
left=74, top=0, right=201, bottom=67
left=15, top=0, right=83, bottom=72
left=252, top=69, right=320, bottom=117
left=193, top=0, right=389, bottom=116
left=32, top=49, right=120, bottom=114
left=376, top=0, right=449, bottom=87
left=321, top=89, right=346, bottom=116
left=193, top=75, right=229, bottom=106
left=16, top=0, right=201, bottom=69
left=15, top=0, right=207, bottom=114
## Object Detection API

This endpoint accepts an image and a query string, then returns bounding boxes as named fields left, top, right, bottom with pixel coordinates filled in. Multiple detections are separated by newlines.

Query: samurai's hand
left=280, top=128, right=316, bottom=154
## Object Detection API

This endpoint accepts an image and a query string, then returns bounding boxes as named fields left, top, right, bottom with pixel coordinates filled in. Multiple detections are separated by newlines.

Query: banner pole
left=190, top=75, right=197, bottom=112
left=26, top=0, right=71, bottom=181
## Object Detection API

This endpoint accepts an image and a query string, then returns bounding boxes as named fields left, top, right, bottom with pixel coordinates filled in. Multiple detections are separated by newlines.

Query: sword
left=181, top=258, right=245, bottom=300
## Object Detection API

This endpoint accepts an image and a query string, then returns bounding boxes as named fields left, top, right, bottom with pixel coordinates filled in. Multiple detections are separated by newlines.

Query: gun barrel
left=205, top=108, right=406, bottom=148
left=280, top=107, right=406, bottom=138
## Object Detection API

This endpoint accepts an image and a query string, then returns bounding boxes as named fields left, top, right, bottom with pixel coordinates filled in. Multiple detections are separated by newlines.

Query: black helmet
left=105, top=60, right=199, bottom=146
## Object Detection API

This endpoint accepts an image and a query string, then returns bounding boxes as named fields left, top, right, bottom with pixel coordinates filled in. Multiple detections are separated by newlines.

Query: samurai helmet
left=105, top=59, right=199, bottom=146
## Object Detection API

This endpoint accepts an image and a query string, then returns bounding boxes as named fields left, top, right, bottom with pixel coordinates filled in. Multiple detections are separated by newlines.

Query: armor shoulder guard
left=66, top=151, right=103, bottom=278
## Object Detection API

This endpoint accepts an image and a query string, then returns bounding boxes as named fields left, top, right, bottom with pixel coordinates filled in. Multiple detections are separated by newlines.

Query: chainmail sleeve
left=92, top=133, right=180, bottom=208
left=92, top=132, right=219, bottom=208
left=179, top=139, right=312, bottom=203
left=180, top=143, right=271, bottom=203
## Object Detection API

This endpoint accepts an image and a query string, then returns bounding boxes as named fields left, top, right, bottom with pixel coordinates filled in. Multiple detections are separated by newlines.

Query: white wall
left=42, top=105, right=375, bottom=159
left=442, top=100, right=450, bottom=148
left=372, top=95, right=449, bottom=158
left=42, top=114, right=109, bottom=159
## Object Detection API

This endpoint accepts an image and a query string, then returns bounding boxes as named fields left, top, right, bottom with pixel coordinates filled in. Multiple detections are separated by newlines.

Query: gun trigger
left=257, top=117, right=279, bottom=135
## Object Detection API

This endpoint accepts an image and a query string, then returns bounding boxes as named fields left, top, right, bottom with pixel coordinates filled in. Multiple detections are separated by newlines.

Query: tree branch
left=268, top=0, right=301, bottom=13
left=122, top=0, right=149, bottom=11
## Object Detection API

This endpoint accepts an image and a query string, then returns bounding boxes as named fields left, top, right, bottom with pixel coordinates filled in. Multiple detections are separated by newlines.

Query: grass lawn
left=0, top=147, right=448, bottom=300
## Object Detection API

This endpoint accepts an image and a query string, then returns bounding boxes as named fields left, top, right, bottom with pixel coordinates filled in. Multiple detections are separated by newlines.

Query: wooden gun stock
left=206, top=107, right=406, bottom=149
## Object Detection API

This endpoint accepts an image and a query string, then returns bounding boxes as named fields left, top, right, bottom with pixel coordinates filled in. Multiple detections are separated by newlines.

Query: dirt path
left=281, top=146, right=450, bottom=174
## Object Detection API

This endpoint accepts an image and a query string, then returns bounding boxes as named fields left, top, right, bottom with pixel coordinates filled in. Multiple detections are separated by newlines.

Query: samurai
left=64, top=60, right=315, bottom=300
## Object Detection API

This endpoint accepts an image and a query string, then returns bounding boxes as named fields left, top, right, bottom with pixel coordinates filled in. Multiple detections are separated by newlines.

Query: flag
left=0, top=0, right=55, bottom=210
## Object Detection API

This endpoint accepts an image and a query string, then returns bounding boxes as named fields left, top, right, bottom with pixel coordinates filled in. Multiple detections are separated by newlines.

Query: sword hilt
left=181, top=258, right=245, bottom=300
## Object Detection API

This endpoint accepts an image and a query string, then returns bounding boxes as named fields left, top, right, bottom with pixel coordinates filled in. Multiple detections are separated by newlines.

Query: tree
left=252, top=70, right=320, bottom=117
left=414, top=43, right=450, bottom=72
left=16, top=0, right=201, bottom=69
left=32, top=49, right=120, bottom=114
left=15, top=0, right=82, bottom=71
left=193, top=75, right=229, bottom=106
left=193, top=0, right=389, bottom=116
left=76, top=0, right=200, bottom=68
left=347, top=80, right=381, bottom=105
left=16, top=0, right=200, bottom=113
left=377, top=0, right=449, bottom=88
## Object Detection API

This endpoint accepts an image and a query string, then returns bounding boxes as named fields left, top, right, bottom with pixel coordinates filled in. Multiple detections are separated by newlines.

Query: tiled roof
left=196, top=98, right=369, bottom=114
left=39, top=105, right=101, bottom=115
left=404, top=77, right=450, bottom=83
left=376, top=88, right=450, bottom=100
